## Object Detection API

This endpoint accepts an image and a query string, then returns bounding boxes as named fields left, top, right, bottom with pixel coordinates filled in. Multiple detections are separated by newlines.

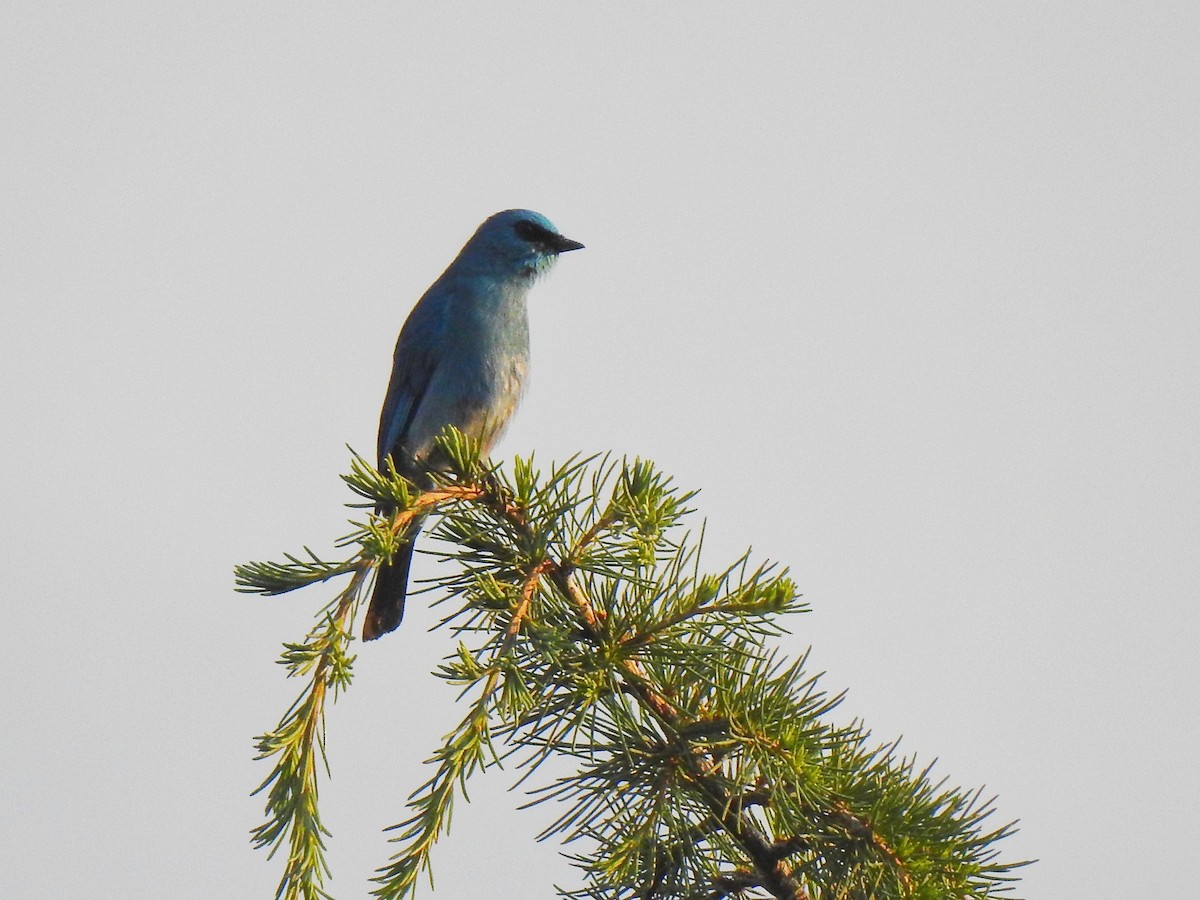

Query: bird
left=362, top=209, right=584, bottom=641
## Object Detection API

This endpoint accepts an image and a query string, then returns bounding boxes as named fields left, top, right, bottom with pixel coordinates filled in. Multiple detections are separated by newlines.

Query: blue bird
left=363, top=209, right=584, bottom=641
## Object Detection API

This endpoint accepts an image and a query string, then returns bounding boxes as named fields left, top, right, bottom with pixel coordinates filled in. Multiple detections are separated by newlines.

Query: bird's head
left=459, top=209, right=584, bottom=279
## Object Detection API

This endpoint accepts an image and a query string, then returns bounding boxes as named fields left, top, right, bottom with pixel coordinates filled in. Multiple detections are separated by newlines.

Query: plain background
left=3, top=3, right=1197, bottom=897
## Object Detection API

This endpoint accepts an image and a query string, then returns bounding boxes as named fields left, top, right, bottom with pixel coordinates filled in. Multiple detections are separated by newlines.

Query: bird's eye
left=514, top=220, right=547, bottom=243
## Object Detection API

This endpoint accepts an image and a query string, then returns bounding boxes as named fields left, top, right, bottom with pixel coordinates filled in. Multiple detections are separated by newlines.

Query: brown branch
left=567, top=508, right=620, bottom=563
left=549, top=564, right=608, bottom=632
left=476, top=557, right=549, bottom=703
left=386, top=485, right=489, bottom=539
left=506, top=558, right=550, bottom=642
left=306, top=565, right=365, bottom=734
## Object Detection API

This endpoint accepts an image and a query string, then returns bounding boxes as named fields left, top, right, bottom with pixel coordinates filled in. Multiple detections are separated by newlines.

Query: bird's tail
left=363, top=518, right=422, bottom=641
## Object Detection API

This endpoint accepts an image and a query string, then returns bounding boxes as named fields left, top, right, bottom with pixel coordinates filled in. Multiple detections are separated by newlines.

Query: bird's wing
left=376, top=289, right=450, bottom=469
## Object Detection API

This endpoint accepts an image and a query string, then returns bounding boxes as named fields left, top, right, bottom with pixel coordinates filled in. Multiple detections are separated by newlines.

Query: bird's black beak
left=550, top=234, right=585, bottom=254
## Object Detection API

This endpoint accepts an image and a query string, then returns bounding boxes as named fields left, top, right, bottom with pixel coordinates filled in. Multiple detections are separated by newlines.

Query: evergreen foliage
left=236, top=430, right=1027, bottom=899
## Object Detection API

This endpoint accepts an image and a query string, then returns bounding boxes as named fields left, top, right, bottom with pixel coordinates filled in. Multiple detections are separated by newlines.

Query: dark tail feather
left=363, top=520, right=422, bottom=641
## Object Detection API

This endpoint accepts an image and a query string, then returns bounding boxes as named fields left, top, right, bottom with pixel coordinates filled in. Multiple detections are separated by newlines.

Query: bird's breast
left=437, top=290, right=529, bottom=454
left=463, top=345, right=527, bottom=454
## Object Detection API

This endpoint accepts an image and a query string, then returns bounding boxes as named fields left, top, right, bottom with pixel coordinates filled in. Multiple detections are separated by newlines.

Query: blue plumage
left=363, top=210, right=583, bottom=640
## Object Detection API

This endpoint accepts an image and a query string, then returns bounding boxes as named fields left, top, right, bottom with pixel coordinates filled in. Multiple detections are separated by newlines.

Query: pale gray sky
left=3, top=3, right=1197, bottom=897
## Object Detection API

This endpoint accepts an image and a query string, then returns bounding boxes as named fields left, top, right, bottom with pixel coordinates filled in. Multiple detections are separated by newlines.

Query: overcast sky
left=3, top=3, right=1197, bottom=897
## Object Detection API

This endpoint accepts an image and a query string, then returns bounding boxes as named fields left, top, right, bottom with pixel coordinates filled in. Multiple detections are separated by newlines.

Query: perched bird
left=362, top=209, right=584, bottom=641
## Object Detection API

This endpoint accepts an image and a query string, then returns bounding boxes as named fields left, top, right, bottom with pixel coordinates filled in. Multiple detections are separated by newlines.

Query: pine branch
left=240, top=437, right=1029, bottom=899
left=250, top=567, right=364, bottom=900
left=235, top=550, right=360, bottom=596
